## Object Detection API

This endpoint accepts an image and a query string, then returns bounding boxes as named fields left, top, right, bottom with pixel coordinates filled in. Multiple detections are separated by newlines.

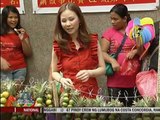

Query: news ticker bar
left=1, top=107, right=160, bottom=113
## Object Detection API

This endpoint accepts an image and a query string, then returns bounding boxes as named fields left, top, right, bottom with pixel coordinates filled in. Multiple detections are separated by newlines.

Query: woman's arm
left=127, top=36, right=145, bottom=59
left=48, top=65, right=52, bottom=81
left=51, top=48, right=73, bottom=88
left=100, top=38, right=120, bottom=72
left=21, top=37, right=32, bottom=57
left=15, top=28, right=32, bottom=57
left=51, top=48, right=61, bottom=81
left=76, top=42, right=106, bottom=82
left=0, top=57, right=11, bottom=71
left=101, top=38, right=113, bottom=63
left=87, top=42, right=105, bottom=77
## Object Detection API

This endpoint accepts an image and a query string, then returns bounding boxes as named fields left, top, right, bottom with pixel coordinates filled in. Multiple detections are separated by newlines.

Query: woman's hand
left=111, top=59, right=120, bottom=72
left=76, top=70, right=91, bottom=82
left=0, top=57, right=11, bottom=71
left=127, top=49, right=137, bottom=59
left=14, top=28, right=26, bottom=41
left=60, top=78, right=74, bottom=89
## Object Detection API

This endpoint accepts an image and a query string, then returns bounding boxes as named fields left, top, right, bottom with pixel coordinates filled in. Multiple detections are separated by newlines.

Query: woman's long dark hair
left=54, top=2, right=91, bottom=52
left=110, top=4, right=131, bottom=23
left=0, top=5, right=22, bottom=35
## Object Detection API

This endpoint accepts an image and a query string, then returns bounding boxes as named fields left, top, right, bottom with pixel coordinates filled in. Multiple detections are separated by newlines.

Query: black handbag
left=105, top=34, right=127, bottom=76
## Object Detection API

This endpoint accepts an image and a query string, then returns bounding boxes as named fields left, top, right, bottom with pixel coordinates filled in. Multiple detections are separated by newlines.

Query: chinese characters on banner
left=0, top=0, right=25, bottom=14
left=32, top=0, right=159, bottom=14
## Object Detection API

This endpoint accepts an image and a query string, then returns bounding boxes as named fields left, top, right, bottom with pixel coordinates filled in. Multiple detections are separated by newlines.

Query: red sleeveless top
left=53, top=34, right=99, bottom=98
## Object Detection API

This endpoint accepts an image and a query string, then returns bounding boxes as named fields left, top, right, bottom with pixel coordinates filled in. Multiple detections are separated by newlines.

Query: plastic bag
left=136, top=69, right=157, bottom=99
left=120, top=58, right=140, bottom=76
left=105, top=54, right=117, bottom=76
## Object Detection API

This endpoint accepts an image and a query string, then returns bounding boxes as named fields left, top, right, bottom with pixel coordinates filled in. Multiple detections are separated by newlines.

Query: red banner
left=1, top=0, right=20, bottom=8
left=32, top=0, right=159, bottom=13
left=0, top=0, right=25, bottom=14
left=1, top=107, right=41, bottom=113
left=16, top=107, right=41, bottom=113
left=37, top=0, right=156, bottom=7
left=1, top=107, right=14, bottom=113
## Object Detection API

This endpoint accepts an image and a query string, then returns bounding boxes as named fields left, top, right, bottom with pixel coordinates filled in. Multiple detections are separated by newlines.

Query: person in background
left=101, top=4, right=148, bottom=107
left=0, top=5, right=32, bottom=82
left=50, top=2, right=105, bottom=98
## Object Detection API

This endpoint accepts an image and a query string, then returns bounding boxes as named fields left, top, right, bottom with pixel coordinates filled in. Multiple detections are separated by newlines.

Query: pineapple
left=133, top=97, right=154, bottom=107
left=84, top=98, right=98, bottom=119
left=1, top=80, right=17, bottom=97
left=0, top=80, right=18, bottom=107
left=92, top=96, right=107, bottom=107
left=73, top=97, right=86, bottom=119
left=155, top=96, right=160, bottom=107
left=154, top=95, right=160, bottom=117
left=133, top=98, right=154, bottom=120
left=44, top=84, right=53, bottom=107
left=85, top=98, right=93, bottom=107
left=106, top=98, right=123, bottom=107
left=60, top=88, right=80, bottom=108
left=74, top=97, right=86, bottom=107
left=106, top=99, right=123, bottom=120
left=30, top=81, right=47, bottom=107
left=91, top=96, right=107, bottom=120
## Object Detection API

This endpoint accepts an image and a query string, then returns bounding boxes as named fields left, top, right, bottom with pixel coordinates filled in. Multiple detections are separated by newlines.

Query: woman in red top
left=51, top=3, right=105, bottom=98
left=0, top=5, right=32, bottom=82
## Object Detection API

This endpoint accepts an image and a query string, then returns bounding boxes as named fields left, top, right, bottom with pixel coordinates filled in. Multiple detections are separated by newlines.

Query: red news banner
left=1, top=107, right=160, bottom=113
left=0, top=0, right=20, bottom=8
left=1, top=107, right=41, bottom=113
left=37, top=0, right=156, bottom=7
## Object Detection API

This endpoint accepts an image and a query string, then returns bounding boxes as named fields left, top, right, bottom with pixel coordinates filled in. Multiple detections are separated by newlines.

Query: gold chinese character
left=39, top=0, right=47, bottom=6
left=89, top=0, right=97, bottom=2
left=78, top=0, right=84, bottom=3
left=11, top=0, right=19, bottom=5
left=49, top=0, right=56, bottom=4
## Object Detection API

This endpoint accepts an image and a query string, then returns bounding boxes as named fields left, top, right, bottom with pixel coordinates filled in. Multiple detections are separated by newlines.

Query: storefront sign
left=0, top=0, right=25, bottom=14
left=32, top=0, right=159, bottom=14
